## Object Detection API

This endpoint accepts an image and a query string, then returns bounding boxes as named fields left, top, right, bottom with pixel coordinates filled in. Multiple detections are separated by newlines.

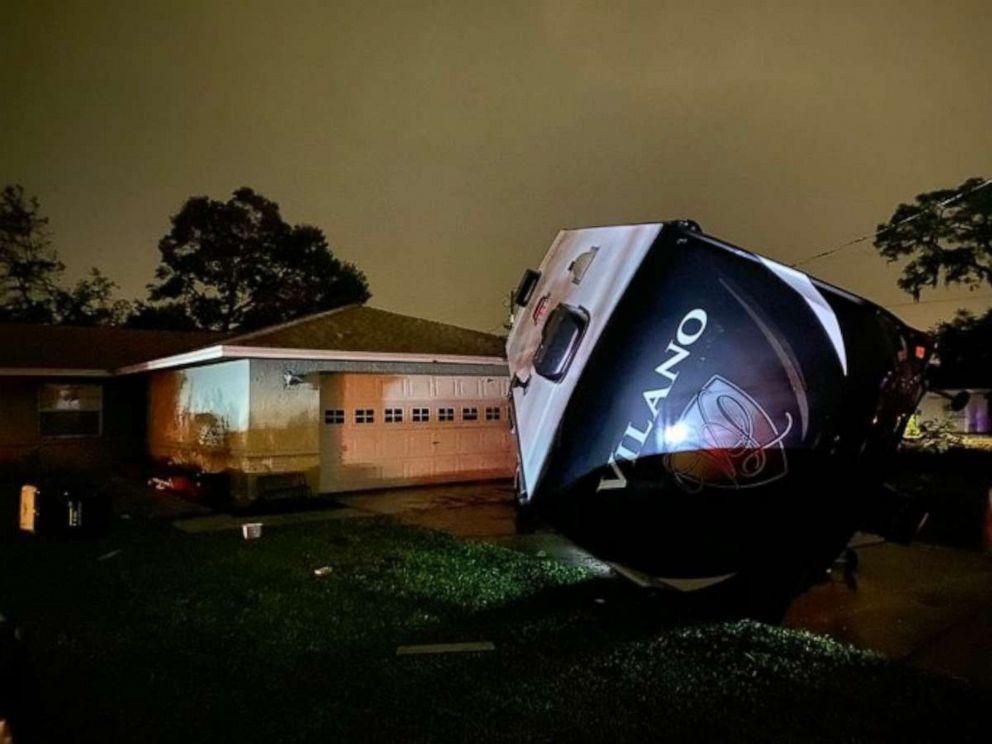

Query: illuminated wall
left=147, top=360, right=251, bottom=473
left=246, top=359, right=322, bottom=490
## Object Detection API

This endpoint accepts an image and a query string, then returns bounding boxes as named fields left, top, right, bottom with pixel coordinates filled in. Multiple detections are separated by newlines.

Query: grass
left=0, top=510, right=987, bottom=743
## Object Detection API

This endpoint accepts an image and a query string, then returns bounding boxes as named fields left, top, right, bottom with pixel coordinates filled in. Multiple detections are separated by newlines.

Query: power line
left=790, top=177, right=992, bottom=269
left=886, top=293, right=992, bottom=309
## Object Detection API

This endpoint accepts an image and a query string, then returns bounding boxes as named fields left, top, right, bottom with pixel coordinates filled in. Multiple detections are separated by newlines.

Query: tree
left=146, top=187, right=370, bottom=332
left=0, top=184, right=130, bottom=326
left=126, top=301, right=200, bottom=331
left=0, top=184, right=63, bottom=322
left=928, top=308, right=992, bottom=388
left=56, top=268, right=132, bottom=326
left=874, top=176, right=992, bottom=300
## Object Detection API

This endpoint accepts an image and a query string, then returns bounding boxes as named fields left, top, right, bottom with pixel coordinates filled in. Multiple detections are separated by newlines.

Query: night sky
left=2, top=1, right=990, bottom=334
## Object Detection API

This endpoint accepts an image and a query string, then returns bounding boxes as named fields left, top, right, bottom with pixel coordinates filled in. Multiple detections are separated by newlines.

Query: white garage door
left=319, top=373, right=515, bottom=493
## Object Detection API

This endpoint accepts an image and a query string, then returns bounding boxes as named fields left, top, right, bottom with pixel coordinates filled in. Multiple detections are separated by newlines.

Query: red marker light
left=532, top=294, right=550, bottom=323
left=914, top=345, right=927, bottom=360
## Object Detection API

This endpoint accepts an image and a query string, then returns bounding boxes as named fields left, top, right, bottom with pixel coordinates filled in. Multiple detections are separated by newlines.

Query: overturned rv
left=506, top=221, right=932, bottom=616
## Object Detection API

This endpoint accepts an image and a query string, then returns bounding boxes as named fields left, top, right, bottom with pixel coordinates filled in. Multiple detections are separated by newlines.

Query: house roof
left=225, top=305, right=505, bottom=357
left=0, top=305, right=507, bottom=377
left=0, top=323, right=224, bottom=375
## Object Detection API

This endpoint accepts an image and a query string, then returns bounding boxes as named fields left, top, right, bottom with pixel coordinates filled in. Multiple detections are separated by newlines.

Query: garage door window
left=324, top=409, right=345, bottom=425
left=385, top=408, right=403, bottom=423
left=355, top=409, right=375, bottom=424
left=438, top=407, right=454, bottom=422
left=39, top=384, right=102, bottom=438
left=462, top=407, right=478, bottom=421
left=485, top=406, right=501, bottom=421
left=412, top=407, right=430, bottom=423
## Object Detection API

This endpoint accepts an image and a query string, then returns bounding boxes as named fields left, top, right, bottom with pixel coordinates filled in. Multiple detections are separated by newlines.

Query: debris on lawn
left=312, top=566, right=333, bottom=577
left=396, top=641, right=495, bottom=656
left=97, top=549, right=123, bottom=562
left=241, top=523, right=263, bottom=540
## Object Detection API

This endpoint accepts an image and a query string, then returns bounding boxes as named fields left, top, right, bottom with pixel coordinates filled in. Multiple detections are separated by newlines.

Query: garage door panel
left=406, top=430, right=435, bottom=457
left=457, top=429, right=485, bottom=454
left=434, top=377, right=457, bottom=399
left=432, top=455, right=459, bottom=476
left=431, top=428, right=462, bottom=455
left=406, top=377, right=433, bottom=400
left=480, top=428, right=505, bottom=450
left=482, top=377, right=504, bottom=399
left=404, top=458, right=434, bottom=479
left=342, top=430, right=380, bottom=462
left=321, top=373, right=514, bottom=492
left=380, top=376, right=408, bottom=400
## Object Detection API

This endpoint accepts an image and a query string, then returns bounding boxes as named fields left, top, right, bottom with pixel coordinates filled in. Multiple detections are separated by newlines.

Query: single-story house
left=0, top=305, right=515, bottom=501
left=0, top=324, right=222, bottom=471
left=916, top=387, right=991, bottom=435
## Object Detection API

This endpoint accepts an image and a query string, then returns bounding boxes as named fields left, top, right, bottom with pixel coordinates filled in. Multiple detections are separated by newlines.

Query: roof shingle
left=227, top=305, right=505, bottom=358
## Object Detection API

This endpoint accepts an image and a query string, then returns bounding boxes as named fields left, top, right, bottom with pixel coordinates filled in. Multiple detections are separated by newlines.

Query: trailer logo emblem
left=662, top=375, right=792, bottom=491
left=597, top=308, right=708, bottom=492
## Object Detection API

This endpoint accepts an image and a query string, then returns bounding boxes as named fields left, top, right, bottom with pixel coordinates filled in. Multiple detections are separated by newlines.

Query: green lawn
left=0, top=513, right=986, bottom=743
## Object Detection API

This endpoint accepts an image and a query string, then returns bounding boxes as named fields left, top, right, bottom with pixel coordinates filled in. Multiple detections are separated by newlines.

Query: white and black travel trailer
left=506, top=221, right=932, bottom=617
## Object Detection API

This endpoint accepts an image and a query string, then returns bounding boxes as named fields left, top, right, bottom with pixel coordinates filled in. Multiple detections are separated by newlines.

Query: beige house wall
left=245, top=359, right=322, bottom=493
left=147, top=360, right=252, bottom=480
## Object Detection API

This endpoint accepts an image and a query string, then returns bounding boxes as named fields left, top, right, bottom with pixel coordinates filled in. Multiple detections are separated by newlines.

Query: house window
left=412, top=407, right=430, bottom=423
left=485, top=406, right=501, bottom=421
left=385, top=408, right=404, bottom=423
left=462, top=407, right=478, bottom=421
left=39, top=384, right=102, bottom=438
left=437, top=407, right=454, bottom=422
left=355, top=409, right=374, bottom=424
left=324, top=409, right=345, bottom=425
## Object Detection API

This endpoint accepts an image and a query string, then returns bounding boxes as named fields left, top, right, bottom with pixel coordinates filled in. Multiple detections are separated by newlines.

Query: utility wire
left=790, top=177, right=992, bottom=269
left=886, top=293, right=992, bottom=309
